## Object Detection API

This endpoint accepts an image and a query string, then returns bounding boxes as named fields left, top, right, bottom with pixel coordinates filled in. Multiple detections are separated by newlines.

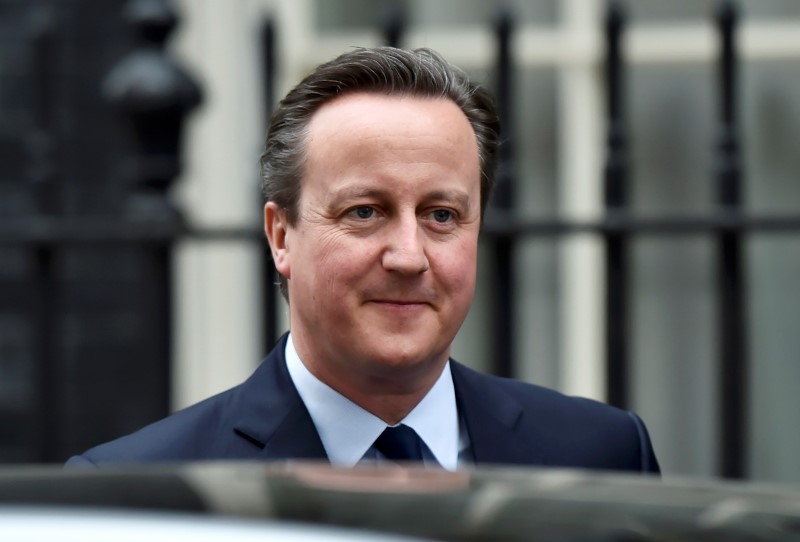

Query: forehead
left=308, top=91, right=475, bottom=141
left=301, top=92, right=480, bottom=194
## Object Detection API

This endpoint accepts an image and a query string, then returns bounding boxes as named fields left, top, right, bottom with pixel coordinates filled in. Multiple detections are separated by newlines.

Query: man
left=68, top=47, right=659, bottom=473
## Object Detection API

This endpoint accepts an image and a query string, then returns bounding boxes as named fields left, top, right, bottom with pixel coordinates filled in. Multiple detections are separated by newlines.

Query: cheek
left=436, top=239, right=478, bottom=295
left=310, top=232, right=374, bottom=292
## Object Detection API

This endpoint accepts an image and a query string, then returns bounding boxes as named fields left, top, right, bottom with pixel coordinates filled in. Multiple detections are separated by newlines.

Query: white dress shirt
left=284, top=333, right=470, bottom=470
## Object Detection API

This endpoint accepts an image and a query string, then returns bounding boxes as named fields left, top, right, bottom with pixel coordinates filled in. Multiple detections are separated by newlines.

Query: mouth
left=370, top=299, right=429, bottom=305
left=363, top=287, right=437, bottom=309
left=367, top=299, right=431, bottom=309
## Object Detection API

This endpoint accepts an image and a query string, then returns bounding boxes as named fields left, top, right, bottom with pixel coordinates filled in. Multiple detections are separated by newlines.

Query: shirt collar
left=284, top=333, right=460, bottom=470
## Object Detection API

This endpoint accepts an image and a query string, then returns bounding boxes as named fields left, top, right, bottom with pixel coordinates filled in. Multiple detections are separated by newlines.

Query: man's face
left=265, top=92, right=481, bottom=395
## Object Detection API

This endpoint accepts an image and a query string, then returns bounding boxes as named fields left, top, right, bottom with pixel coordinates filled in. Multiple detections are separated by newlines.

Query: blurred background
left=0, top=0, right=798, bottom=486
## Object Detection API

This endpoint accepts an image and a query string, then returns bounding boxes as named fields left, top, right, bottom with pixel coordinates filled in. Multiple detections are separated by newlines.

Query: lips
left=368, top=300, right=431, bottom=312
left=362, top=287, right=437, bottom=307
left=371, top=299, right=428, bottom=305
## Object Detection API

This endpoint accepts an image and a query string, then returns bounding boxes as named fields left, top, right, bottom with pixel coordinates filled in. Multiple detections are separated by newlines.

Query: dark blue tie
left=374, top=424, right=424, bottom=462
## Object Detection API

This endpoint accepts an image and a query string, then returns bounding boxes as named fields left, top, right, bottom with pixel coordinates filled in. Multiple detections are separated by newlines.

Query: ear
left=264, top=202, right=291, bottom=280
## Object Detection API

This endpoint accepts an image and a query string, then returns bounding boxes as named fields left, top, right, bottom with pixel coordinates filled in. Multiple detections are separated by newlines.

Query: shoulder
left=451, top=362, right=660, bottom=473
left=67, top=385, right=244, bottom=466
left=67, top=336, right=296, bottom=467
left=451, top=360, right=624, bottom=422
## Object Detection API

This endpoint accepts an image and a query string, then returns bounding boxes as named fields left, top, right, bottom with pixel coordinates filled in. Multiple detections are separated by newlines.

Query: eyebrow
left=424, top=190, right=472, bottom=212
left=326, top=187, right=388, bottom=203
left=326, top=187, right=473, bottom=212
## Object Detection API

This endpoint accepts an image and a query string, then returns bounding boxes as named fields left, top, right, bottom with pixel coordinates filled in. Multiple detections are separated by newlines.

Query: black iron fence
left=1, top=0, right=799, bottom=479
left=0, top=0, right=194, bottom=462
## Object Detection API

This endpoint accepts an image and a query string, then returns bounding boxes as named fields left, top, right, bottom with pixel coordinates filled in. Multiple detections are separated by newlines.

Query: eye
left=431, top=209, right=454, bottom=223
left=348, top=206, right=375, bottom=219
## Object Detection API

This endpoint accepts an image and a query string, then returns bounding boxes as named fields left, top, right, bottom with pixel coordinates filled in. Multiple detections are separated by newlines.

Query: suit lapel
left=257, top=403, right=329, bottom=460
left=230, top=334, right=328, bottom=461
left=226, top=340, right=545, bottom=465
left=450, top=361, right=545, bottom=466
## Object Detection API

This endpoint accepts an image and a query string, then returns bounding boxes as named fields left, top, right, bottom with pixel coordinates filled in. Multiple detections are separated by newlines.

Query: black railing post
left=30, top=6, right=57, bottom=215
left=260, top=16, right=280, bottom=351
left=104, top=0, right=201, bottom=222
left=714, top=0, right=747, bottom=479
left=604, top=0, right=630, bottom=409
left=381, top=2, right=406, bottom=48
left=33, top=246, right=57, bottom=461
left=30, top=7, right=59, bottom=461
left=489, top=6, right=516, bottom=378
left=103, top=0, right=201, bottom=414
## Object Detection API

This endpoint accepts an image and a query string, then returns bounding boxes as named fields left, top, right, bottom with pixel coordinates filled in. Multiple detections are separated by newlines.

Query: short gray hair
left=260, top=46, right=500, bottom=300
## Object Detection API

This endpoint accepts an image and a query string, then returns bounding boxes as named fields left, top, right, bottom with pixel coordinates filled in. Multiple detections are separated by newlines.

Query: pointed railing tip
left=124, top=0, right=178, bottom=46
left=606, top=0, right=626, bottom=29
left=715, top=0, right=739, bottom=26
left=380, top=1, right=406, bottom=48
left=493, top=4, right=514, bottom=34
left=103, top=0, right=201, bottom=114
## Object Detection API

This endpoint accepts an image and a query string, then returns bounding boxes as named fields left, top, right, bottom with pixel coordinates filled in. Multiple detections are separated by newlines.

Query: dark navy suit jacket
left=67, top=335, right=660, bottom=473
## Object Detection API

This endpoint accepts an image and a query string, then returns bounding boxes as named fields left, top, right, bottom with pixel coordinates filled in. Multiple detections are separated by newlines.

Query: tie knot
left=374, top=424, right=424, bottom=462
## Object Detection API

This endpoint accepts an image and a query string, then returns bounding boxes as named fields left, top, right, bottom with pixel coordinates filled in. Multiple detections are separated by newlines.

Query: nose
left=381, top=215, right=430, bottom=274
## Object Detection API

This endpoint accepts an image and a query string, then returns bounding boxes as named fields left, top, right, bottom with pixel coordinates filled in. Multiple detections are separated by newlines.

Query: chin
left=367, top=341, right=447, bottom=371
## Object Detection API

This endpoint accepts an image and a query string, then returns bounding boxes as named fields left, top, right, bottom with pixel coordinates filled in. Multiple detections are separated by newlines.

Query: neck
left=342, top=387, right=430, bottom=426
left=313, top=363, right=444, bottom=425
left=290, top=333, right=447, bottom=425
